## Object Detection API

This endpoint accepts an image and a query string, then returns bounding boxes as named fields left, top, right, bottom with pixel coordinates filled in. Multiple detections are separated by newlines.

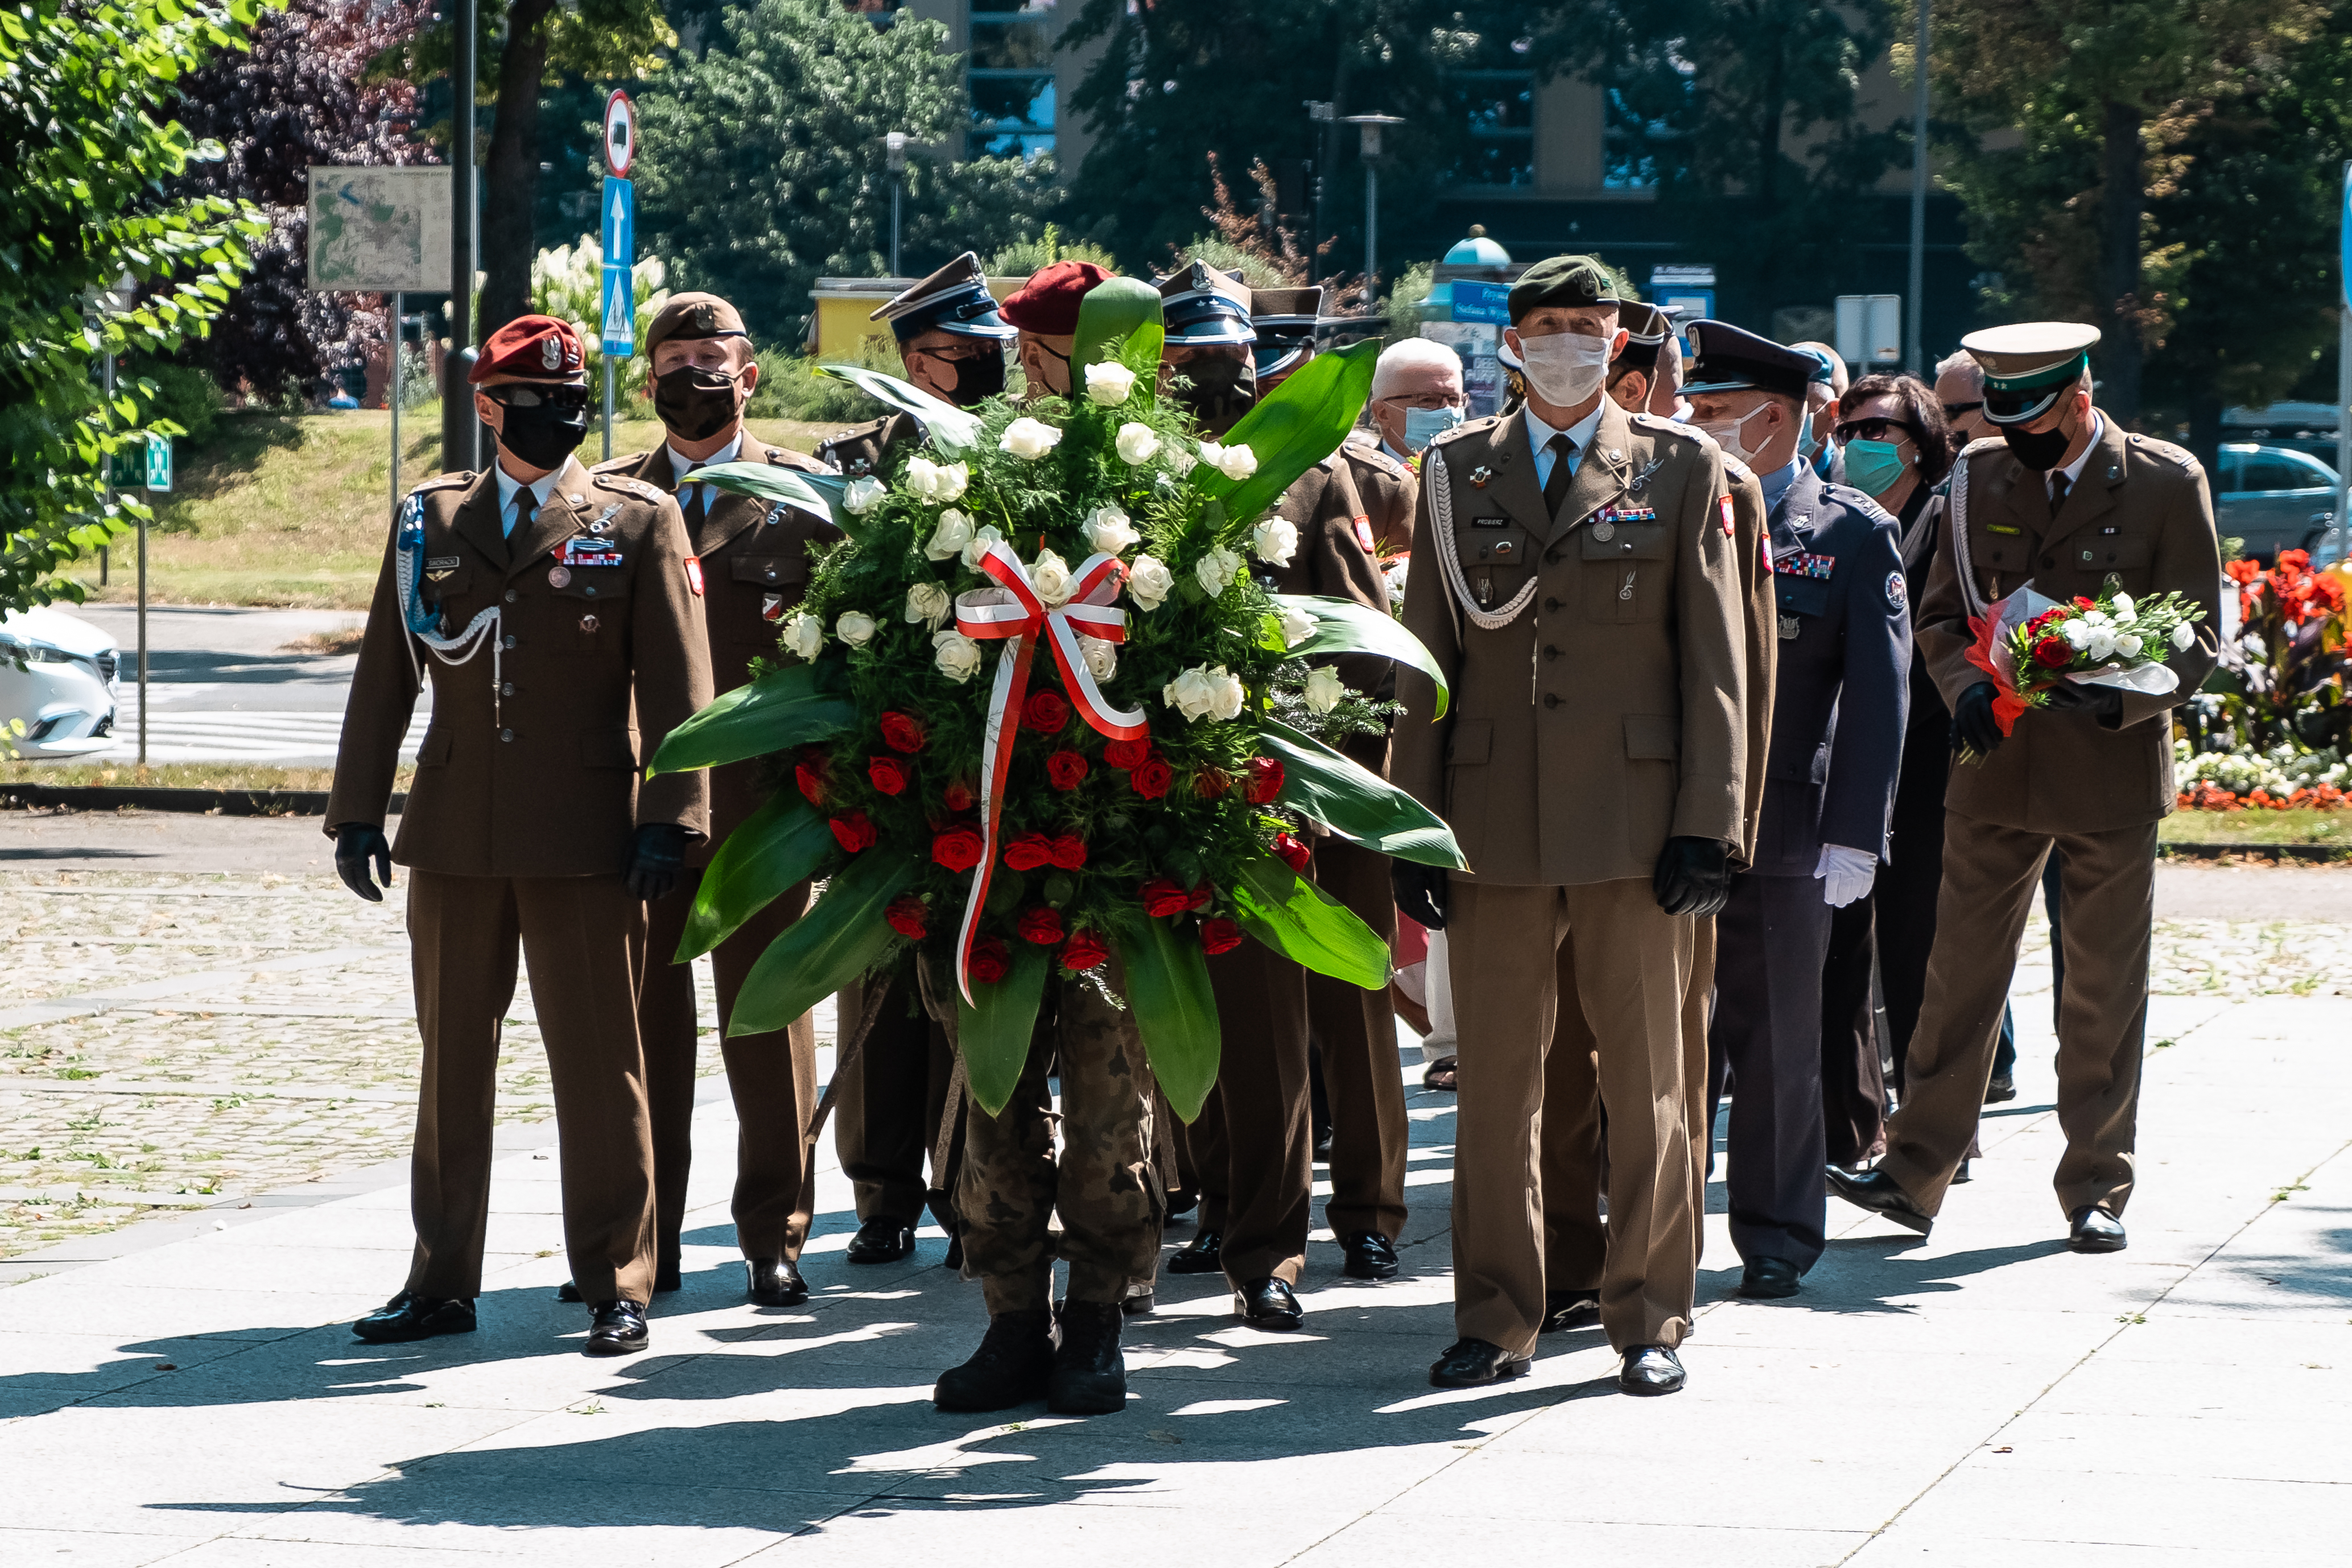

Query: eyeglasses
left=488, top=385, right=591, bottom=414
left=1834, top=416, right=1920, bottom=444
left=1941, top=401, right=1984, bottom=420
left=919, top=343, right=1002, bottom=364
left=1377, top=392, right=1468, bottom=411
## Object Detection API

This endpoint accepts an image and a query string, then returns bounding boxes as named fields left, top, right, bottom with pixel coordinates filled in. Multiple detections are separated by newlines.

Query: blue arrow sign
left=601, top=175, right=636, bottom=356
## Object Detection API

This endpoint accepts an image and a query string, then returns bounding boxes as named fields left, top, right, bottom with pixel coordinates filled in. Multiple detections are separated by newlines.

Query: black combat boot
left=1048, top=1299, right=1128, bottom=1416
left=932, top=1310, right=1057, bottom=1413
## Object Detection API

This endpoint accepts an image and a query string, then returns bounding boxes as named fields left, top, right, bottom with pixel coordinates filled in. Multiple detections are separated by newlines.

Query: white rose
left=1195, top=545, right=1243, bottom=599
left=1200, top=440, right=1259, bottom=482
left=842, top=476, right=886, bottom=515
left=999, top=416, right=1063, bottom=460
left=1029, top=549, right=1075, bottom=606
left=2062, top=620, right=2091, bottom=649
left=2081, top=609, right=2110, bottom=627
left=2173, top=621, right=2197, bottom=650
left=905, top=580, right=951, bottom=628
left=836, top=610, right=877, bottom=647
left=2115, top=632, right=2144, bottom=658
left=1277, top=603, right=1317, bottom=649
left=1083, top=505, right=1140, bottom=555
left=782, top=612, right=825, bottom=662
left=1128, top=554, right=1174, bottom=611
left=962, top=523, right=1006, bottom=572
left=923, top=508, right=975, bottom=562
left=2085, top=629, right=2117, bottom=661
left=2110, top=591, right=2135, bottom=618
left=1085, top=361, right=1137, bottom=408
left=1204, top=666, right=1247, bottom=721
left=1252, top=516, right=1299, bottom=566
left=904, top=456, right=970, bottom=504
left=932, top=629, right=983, bottom=683
left=1163, top=664, right=1245, bottom=723
left=1115, top=422, right=1161, bottom=465
left=1304, top=666, right=1346, bottom=714
left=1081, top=637, right=1118, bottom=683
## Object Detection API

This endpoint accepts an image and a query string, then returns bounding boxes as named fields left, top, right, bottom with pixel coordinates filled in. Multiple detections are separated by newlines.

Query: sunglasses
left=1941, top=400, right=1984, bottom=419
left=1834, top=416, right=1920, bottom=444
left=488, top=384, right=591, bottom=414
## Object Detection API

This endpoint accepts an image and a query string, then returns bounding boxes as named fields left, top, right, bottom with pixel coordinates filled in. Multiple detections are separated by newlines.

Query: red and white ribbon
left=950, top=542, right=1148, bottom=1002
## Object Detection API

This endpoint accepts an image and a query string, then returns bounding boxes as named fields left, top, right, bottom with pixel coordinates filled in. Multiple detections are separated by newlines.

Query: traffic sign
left=600, top=175, right=636, bottom=356
left=604, top=90, right=636, bottom=178
left=104, top=434, right=171, bottom=491
left=1451, top=280, right=1510, bottom=324
left=145, top=433, right=172, bottom=492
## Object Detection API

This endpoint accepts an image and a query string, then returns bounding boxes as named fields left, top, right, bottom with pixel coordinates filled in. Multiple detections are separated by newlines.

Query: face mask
left=940, top=349, right=1006, bottom=408
left=1843, top=438, right=1910, bottom=498
left=1694, top=403, right=1773, bottom=467
left=1402, top=405, right=1464, bottom=453
left=492, top=390, right=590, bottom=469
left=653, top=365, right=742, bottom=443
left=1173, top=355, right=1256, bottom=433
left=2002, top=414, right=2075, bottom=471
left=1515, top=331, right=1614, bottom=406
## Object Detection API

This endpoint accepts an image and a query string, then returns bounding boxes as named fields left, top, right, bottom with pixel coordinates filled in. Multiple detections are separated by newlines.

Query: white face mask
left=1515, top=331, right=1614, bottom=407
left=1695, top=403, right=1773, bottom=466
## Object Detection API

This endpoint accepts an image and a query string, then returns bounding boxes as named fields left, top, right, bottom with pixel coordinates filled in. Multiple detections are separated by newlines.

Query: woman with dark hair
left=1836, top=373, right=1953, bottom=526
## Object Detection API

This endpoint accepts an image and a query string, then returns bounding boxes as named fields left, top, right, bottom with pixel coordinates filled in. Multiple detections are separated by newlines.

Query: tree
left=0, top=0, right=270, bottom=616
left=630, top=0, right=1059, bottom=343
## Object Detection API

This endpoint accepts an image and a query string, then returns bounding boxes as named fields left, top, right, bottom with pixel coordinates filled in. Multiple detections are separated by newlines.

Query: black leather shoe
left=934, top=1310, right=1057, bottom=1412
left=1983, top=1073, right=2017, bottom=1104
left=1620, top=1344, right=1685, bottom=1395
left=1163, top=1189, right=1199, bottom=1224
left=1166, top=1228, right=1224, bottom=1274
left=1541, top=1291, right=1600, bottom=1333
left=2068, top=1204, right=2127, bottom=1253
left=352, top=1293, right=475, bottom=1344
left=845, top=1219, right=916, bottom=1265
left=1235, top=1276, right=1303, bottom=1330
left=1825, top=1165, right=1934, bottom=1235
left=584, top=1299, right=649, bottom=1356
left=554, top=1280, right=583, bottom=1303
left=1049, top=1299, right=1127, bottom=1415
left=1738, top=1257, right=1801, bottom=1299
left=1341, top=1230, right=1400, bottom=1281
left=748, top=1258, right=808, bottom=1305
left=1952, top=1158, right=1974, bottom=1185
left=1120, top=1278, right=1155, bottom=1316
left=1429, top=1338, right=1529, bottom=1388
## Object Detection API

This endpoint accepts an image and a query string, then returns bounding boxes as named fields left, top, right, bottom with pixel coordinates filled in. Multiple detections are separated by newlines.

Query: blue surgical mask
left=1843, top=438, right=1909, bottom=498
left=1402, top=405, right=1465, bottom=453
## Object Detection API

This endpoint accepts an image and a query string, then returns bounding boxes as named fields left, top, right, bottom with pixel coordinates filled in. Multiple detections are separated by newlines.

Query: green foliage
left=1227, top=855, right=1391, bottom=988
left=675, top=793, right=833, bottom=963
left=985, top=224, right=1120, bottom=278
left=1258, top=717, right=1467, bottom=868
left=1379, top=262, right=1435, bottom=348
left=123, top=360, right=225, bottom=449
left=650, top=662, right=856, bottom=775
left=1192, top=339, right=1380, bottom=524
left=0, top=0, right=273, bottom=617
left=747, top=340, right=907, bottom=424
left=531, top=236, right=669, bottom=399
left=1165, top=237, right=1299, bottom=293
left=1111, top=917, right=1220, bottom=1123
left=954, top=940, right=1051, bottom=1117
left=1275, top=593, right=1450, bottom=717
left=727, top=845, right=918, bottom=1035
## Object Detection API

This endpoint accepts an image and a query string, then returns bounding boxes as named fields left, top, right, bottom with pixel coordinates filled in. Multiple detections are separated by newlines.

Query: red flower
left=969, top=937, right=1010, bottom=984
left=1048, top=834, right=1088, bottom=870
left=2278, top=548, right=2313, bottom=575
left=880, top=712, right=928, bottom=753
left=2026, top=608, right=2066, bottom=635
left=1194, top=766, right=1232, bottom=798
left=885, top=896, right=929, bottom=939
left=1130, top=754, right=1174, bottom=800
left=943, top=779, right=975, bottom=814
left=1004, top=831, right=1054, bottom=870
left=2225, top=558, right=2262, bottom=585
left=2032, top=636, right=2073, bottom=669
left=932, top=825, right=985, bottom=872
left=1046, top=750, right=1090, bottom=791
left=1061, top=930, right=1109, bottom=972
left=795, top=762, right=828, bottom=807
left=1017, top=907, right=1065, bottom=945
left=2072, top=596, right=2095, bottom=610
left=1199, top=917, right=1245, bottom=955
left=2316, top=576, right=2347, bottom=613
left=1141, top=878, right=1192, bottom=917
left=1189, top=881, right=1214, bottom=911
left=1024, top=691, right=1070, bottom=734
left=1244, top=757, right=1285, bottom=804
left=830, top=811, right=877, bottom=853
left=868, top=756, right=907, bottom=795
left=1104, top=737, right=1152, bottom=770
left=1271, top=831, right=1311, bottom=873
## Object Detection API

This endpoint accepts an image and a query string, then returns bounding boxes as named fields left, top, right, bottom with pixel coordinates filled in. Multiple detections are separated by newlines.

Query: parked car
left=2216, top=443, right=2339, bottom=565
left=2222, top=402, right=2338, bottom=472
left=0, top=604, right=119, bottom=757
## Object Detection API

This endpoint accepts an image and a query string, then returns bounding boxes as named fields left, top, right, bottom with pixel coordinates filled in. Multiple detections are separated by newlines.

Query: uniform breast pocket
left=1775, top=575, right=1830, bottom=637
left=1977, top=533, right=2029, bottom=577
left=551, top=567, right=629, bottom=632
left=1582, top=523, right=1670, bottom=623
left=419, top=563, right=473, bottom=625
left=2070, top=533, right=2152, bottom=581
left=1455, top=522, right=1532, bottom=610
left=731, top=554, right=807, bottom=591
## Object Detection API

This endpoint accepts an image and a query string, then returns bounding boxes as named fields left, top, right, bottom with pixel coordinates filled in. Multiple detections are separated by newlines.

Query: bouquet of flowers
left=1961, top=584, right=2207, bottom=756
left=645, top=279, right=1463, bottom=1120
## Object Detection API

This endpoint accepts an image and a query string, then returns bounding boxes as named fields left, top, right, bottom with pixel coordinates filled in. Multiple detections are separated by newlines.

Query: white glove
left=1815, top=843, right=1878, bottom=908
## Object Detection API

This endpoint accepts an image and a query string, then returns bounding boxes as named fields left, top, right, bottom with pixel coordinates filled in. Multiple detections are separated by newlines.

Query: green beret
left=1508, top=255, right=1621, bottom=323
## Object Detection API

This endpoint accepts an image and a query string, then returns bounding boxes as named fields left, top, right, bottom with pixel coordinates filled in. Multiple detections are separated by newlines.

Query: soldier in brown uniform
left=329, top=315, right=713, bottom=1356
left=1829, top=323, right=2221, bottom=1253
left=816, top=252, right=1013, bottom=478
left=1390, top=257, right=1748, bottom=1394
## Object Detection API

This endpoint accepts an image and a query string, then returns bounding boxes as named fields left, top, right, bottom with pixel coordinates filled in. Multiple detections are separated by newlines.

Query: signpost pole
left=389, top=292, right=402, bottom=519
left=602, top=357, right=614, bottom=462
left=2339, top=162, right=2350, bottom=550
left=441, top=0, right=477, bottom=476
left=136, top=441, right=147, bottom=769
left=1906, top=0, right=1930, bottom=375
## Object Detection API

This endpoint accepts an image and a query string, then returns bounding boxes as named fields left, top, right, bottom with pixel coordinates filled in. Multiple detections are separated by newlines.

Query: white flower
left=2115, top=632, right=2144, bottom=658
left=1304, top=666, right=1347, bottom=713
left=842, top=476, right=886, bottom=515
left=1085, top=361, right=1137, bottom=408
left=1199, top=440, right=1259, bottom=482
left=1115, top=422, right=1161, bottom=465
left=1252, top=515, right=1299, bottom=566
left=998, top=416, right=1063, bottom=460
left=2081, top=609, right=2110, bottom=628
left=2085, top=629, right=2117, bottom=661
left=1080, top=637, right=1118, bottom=683
left=2173, top=621, right=2197, bottom=650
left=2063, top=619, right=2092, bottom=649
left=2111, top=591, right=2135, bottom=618
left=905, top=580, right=951, bottom=628
left=1276, top=603, right=1317, bottom=649
left=1083, top=505, right=1140, bottom=555
left=836, top=610, right=877, bottom=647
left=1162, top=663, right=1247, bottom=723
left=923, top=508, right=975, bottom=562
left=904, top=456, right=969, bottom=504
left=961, top=523, right=1006, bottom=572
left=932, top=629, right=983, bottom=683
left=782, top=612, right=825, bottom=661
left=1128, top=554, right=1175, bottom=611
left=1169, top=447, right=1199, bottom=476
left=1029, top=549, right=1076, bottom=606
left=1195, top=545, right=1243, bottom=599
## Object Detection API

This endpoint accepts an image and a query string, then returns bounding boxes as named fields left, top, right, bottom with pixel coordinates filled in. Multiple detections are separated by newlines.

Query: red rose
left=2225, top=558, right=2261, bottom=585
left=1244, top=757, right=1285, bottom=804
left=943, top=779, right=975, bottom=814
left=1199, top=917, right=1244, bottom=955
left=795, top=761, right=827, bottom=806
left=932, top=825, right=985, bottom=872
left=1130, top=754, right=1174, bottom=800
left=868, top=757, right=906, bottom=795
left=2032, top=636, right=2072, bottom=669
left=1017, top=907, right=1065, bottom=944
left=1046, top=750, right=1090, bottom=791
left=1194, top=766, right=1232, bottom=798
left=1104, top=737, right=1152, bottom=770
left=1004, top=831, right=1054, bottom=870
left=1141, top=877, right=1192, bottom=917
left=969, top=937, right=1010, bottom=984
left=1271, top=831, right=1311, bottom=873
left=1189, top=881, right=1214, bottom=911
left=830, top=811, right=877, bottom=853
left=2279, top=548, right=2313, bottom=575
left=885, top=896, right=929, bottom=939
left=1061, top=930, right=1109, bottom=972
left=880, top=712, right=928, bottom=753
left=1048, top=834, right=1088, bottom=870
left=1024, top=691, right=1070, bottom=734
left=2072, top=596, right=2095, bottom=611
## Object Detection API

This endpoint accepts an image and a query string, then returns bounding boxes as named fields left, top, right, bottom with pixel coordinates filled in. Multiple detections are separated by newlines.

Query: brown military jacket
left=593, top=433, right=842, bottom=861
left=814, top=411, right=919, bottom=478
left=1717, top=451, right=1777, bottom=865
left=1390, top=398, right=1749, bottom=887
left=1272, top=453, right=1396, bottom=765
left=1338, top=434, right=1418, bottom=555
left=326, top=456, right=713, bottom=878
left=1919, top=414, right=2219, bottom=833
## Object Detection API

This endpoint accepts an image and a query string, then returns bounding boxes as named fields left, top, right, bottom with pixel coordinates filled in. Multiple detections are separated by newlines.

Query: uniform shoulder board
left=1826, top=481, right=1897, bottom=525
left=1961, top=436, right=2008, bottom=458
left=818, top=415, right=890, bottom=451
left=408, top=471, right=472, bottom=496
left=594, top=472, right=665, bottom=502
left=1629, top=410, right=1688, bottom=437
left=588, top=453, right=642, bottom=476
left=1342, top=436, right=1408, bottom=480
left=2127, top=432, right=2201, bottom=471
left=1428, top=415, right=1496, bottom=451
left=1722, top=454, right=1755, bottom=484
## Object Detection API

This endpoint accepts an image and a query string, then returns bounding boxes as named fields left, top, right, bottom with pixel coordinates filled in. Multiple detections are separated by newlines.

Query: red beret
left=469, top=314, right=586, bottom=383
left=1000, top=260, right=1114, bottom=336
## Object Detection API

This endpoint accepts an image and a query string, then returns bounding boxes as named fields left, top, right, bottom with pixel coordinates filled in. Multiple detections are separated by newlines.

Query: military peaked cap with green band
left=1507, top=254, right=1621, bottom=323
left=1961, top=322, right=2100, bottom=425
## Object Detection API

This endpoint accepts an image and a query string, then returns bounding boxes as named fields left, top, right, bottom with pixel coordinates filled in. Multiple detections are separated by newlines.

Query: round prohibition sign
left=603, top=90, right=636, bottom=178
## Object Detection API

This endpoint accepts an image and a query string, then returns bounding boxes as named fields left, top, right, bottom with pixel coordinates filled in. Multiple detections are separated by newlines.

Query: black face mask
left=2001, top=411, right=2075, bottom=471
left=1173, top=356, right=1256, bottom=434
left=940, top=349, right=1006, bottom=408
left=491, top=388, right=591, bottom=469
left=653, top=365, right=742, bottom=442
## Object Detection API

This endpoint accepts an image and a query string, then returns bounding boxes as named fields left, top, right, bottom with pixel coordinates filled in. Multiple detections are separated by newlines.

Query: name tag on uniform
left=1471, top=517, right=1509, bottom=528
left=1774, top=552, right=1836, bottom=580
left=556, top=537, right=624, bottom=568
left=425, top=556, right=460, bottom=582
left=1986, top=523, right=2022, bottom=535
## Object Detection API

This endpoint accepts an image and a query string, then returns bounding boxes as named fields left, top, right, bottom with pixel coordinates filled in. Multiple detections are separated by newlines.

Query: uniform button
left=1543, top=645, right=1561, bottom=661
left=1544, top=548, right=1563, bottom=564
left=1544, top=596, right=1561, bottom=612
left=1542, top=693, right=1561, bottom=709
left=503, top=589, right=518, bottom=604
left=500, top=682, right=514, bottom=696
left=499, top=728, right=514, bottom=742
left=584, top=585, right=597, bottom=596
left=502, top=634, right=517, bottom=650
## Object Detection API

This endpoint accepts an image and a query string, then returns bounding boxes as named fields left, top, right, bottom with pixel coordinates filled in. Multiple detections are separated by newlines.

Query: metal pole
left=1906, top=0, right=1931, bottom=374
left=440, top=0, right=477, bottom=474
left=602, top=356, right=614, bottom=461
left=137, top=461, right=148, bottom=770
left=389, top=292, right=402, bottom=517
left=1364, top=163, right=1378, bottom=295
left=890, top=172, right=903, bottom=279
left=100, top=351, right=113, bottom=589
left=2338, top=163, right=2350, bottom=552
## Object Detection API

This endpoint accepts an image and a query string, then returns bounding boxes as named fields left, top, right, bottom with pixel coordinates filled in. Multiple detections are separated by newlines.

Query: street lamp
left=441, top=0, right=478, bottom=476
left=885, top=131, right=910, bottom=278
left=1343, top=114, right=1406, bottom=295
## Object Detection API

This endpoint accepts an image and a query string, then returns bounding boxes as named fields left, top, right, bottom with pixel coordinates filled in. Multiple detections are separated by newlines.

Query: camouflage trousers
left=918, top=955, right=1163, bottom=1314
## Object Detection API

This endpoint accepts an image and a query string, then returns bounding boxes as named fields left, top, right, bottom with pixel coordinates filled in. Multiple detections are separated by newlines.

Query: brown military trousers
left=1880, top=811, right=2157, bottom=1219
left=835, top=972, right=960, bottom=1232
left=1450, top=877, right=1696, bottom=1357
left=639, top=871, right=818, bottom=1266
left=403, top=869, right=657, bottom=1305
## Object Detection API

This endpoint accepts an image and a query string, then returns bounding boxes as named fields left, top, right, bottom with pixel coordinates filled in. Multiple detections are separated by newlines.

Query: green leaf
left=676, top=793, right=832, bottom=963
left=1191, top=339, right=1380, bottom=523
left=1229, top=855, right=1392, bottom=989
left=1071, top=275, right=1167, bottom=379
left=1256, top=716, right=1468, bottom=870
left=814, top=363, right=983, bottom=458
left=1274, top=593, right=1451, bottom=719
left=690, top=460, right=843, bottom=531
left=956, top=940, right=1053, bottom=1117
left=728, top=850, right=918, bottom=1036
left=1112, top=918, right=1222, bottom=1123
left=649, top=662, right=856, bottom=775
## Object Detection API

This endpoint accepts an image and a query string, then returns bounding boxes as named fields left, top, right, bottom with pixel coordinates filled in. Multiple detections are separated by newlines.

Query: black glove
left=2040, top=678, right=2125, bottom=725
left=624, top=823, right=691, bottom=902
left=1652, top=836, right=1733, bottom=918
left=1393, top=861, right=1450, bottom=931
left=1951, top=681, right=2007, bottom=756
left=333, top=824, right=393, bottom=903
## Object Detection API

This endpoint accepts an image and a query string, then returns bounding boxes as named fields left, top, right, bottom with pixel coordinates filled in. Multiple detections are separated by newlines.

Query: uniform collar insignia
left=1626, top=456, right=1665, bottom=493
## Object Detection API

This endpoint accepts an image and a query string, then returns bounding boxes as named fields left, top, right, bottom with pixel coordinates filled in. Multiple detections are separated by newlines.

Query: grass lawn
left=1, top=761, right=416, bottom=794
left=2161, top=807, right=2352, bottom=847
left=64, top=411, right=853, bottom=610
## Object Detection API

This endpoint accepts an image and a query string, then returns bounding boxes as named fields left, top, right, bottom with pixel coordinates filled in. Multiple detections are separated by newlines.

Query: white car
left=0, top=604, right=120, bottom=757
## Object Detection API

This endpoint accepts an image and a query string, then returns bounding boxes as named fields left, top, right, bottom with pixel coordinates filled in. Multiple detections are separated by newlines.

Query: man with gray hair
left=1368, top=337, right=1468, bottom=463
left=1933, top=350, right=1994, bottom=448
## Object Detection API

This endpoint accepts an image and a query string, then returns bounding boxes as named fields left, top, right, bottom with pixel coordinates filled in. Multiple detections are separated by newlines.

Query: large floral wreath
left=649, top=279, right=1463, bottom=1119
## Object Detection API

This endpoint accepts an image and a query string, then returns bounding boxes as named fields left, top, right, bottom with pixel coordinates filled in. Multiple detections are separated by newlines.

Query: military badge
left=547, top=566, right=572, bottom=589
left=1468, top=465, right=1493, bottom=489
left=1351, top=517, right=1376, bottom=553
left=1779, top=614, right=1802, bottom=640
left=425, top=555, right=460, bottom=583
left=579, top=614, right=601, bottom=633
left=1627, top=456, right=1665, bottom=494
left=762, top=592, right=786, bottom=623
left=1775, top=552, right=1836, bottom=580
left=556, top=537, right=624, bottom=568
left=684, top=556, right=705, bottom=597
left=1885, top=570, right=1907, bottom=609
left=1592, top=522, right=1614, bottom=542
left=540, top=337, right=562, bottom=370
left=1720, top=496, right=1736, bottom=537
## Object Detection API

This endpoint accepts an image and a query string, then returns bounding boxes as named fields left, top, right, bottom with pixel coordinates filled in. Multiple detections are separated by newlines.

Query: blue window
left=1449, top=68, right=1536, bottom=188
left=969, top=0, right=1055, bottom=159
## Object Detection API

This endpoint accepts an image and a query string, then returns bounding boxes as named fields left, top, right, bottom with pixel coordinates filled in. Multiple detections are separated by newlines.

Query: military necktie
left=682, top=463, right=709, bottom=533
left=507, top=489, right=535, bottom=540
left=1542, top=432, right=1577, bottom=518
left=2049, top=471, right=2071, bottom=513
